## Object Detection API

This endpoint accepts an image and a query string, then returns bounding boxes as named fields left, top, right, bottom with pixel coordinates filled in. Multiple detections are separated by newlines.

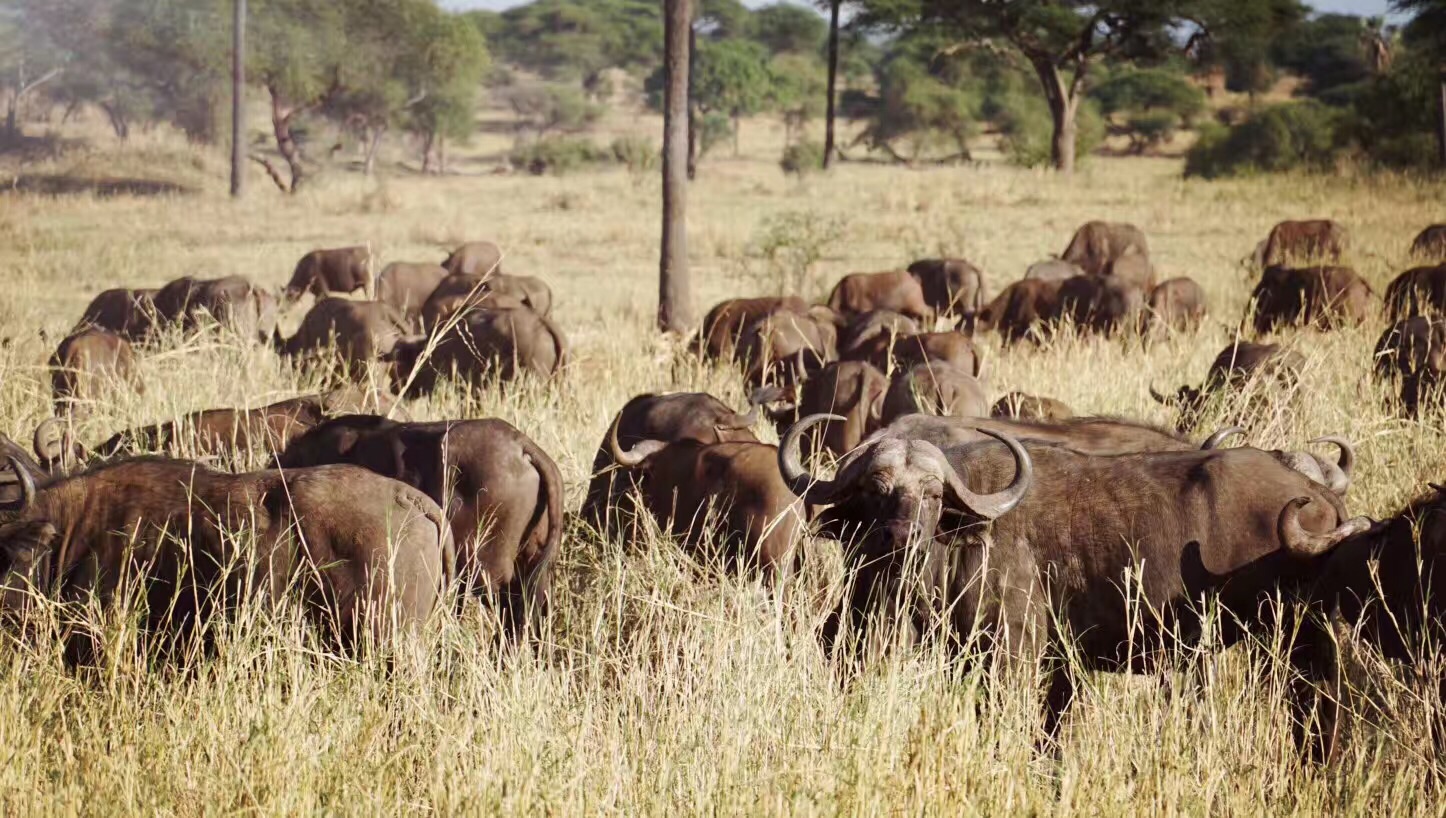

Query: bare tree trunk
left=823, top=0, right=841, bottom=169
left=4, top=61, right=62, bottom=139
left=1438, top=68, right=1446, bottom=168
left=687, top=24, right=698, bottom=181
left=421, top=130, right=435, bottom=174
left=1031, top=58, right=1080, bottom=174
left=363, top=126, right=385, bottom=176
left=733, top=113, right=741, bottom=157
left=659, top=0, right=694, bottom=335
left=231, top=0, right=246, bottom=198
left=267, top=86, right=306, bottom=193
left=439, top=134, right=447, bottom=174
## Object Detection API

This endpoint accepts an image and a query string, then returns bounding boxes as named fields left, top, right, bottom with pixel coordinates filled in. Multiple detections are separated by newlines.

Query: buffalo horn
left=714, top=402, right=759, bottom=432
left=1201, top=426, right=1247, bottom=450
left=942, top=429, right=1032, bottom=520
left=608, top=415, right=668, bottom=468
left=1277, top=497, right=1370, bottom=558
left=1149, top=384, right=1174, bottom=406
left=4, top=455, right=35, bottom=511
left=779, top=414, right=847, bottom=505
left=1308, top=436, right=1355, bottom=478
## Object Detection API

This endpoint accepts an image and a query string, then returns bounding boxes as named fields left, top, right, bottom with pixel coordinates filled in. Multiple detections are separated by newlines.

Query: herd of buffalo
left=3, top=218, right=1446, bottom=760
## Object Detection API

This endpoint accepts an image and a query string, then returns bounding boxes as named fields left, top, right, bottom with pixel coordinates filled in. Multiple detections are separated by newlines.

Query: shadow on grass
left=1, top=173, right=194, bottom=198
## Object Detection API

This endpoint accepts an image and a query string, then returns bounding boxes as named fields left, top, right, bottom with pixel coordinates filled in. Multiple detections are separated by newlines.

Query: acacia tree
left=692, top=38, right=772, bottom=156
left=1393, top=0, right=1446, bottom=165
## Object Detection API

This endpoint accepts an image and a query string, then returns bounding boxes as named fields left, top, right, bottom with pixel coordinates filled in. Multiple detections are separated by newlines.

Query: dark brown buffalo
left=1153, top=341, right=1306, bottom=431
left=276, top=298, right=410, bottom=376
left=1248, top=265, right=1373, bottom=334
left=1061, top=221, right=1150, bottom=277
left=1058, top=275, right=1146, bottom=336
left=389, top=305, right=567, bottom=395
left=694, top=297, right=810, bottom=361
left=582, top=392, right=761, bottom=531
left=991, top=393, right=1074, bottom=421
left=1382, top=263, right=1446, bottom=321
left=755, top=360, right=888, bottom=461
left=735, top=309, right=835, bottom=390
left=1410, top=225, right=1446, bottom=261
left=872, top=413, right=1200, bottom=456
left=975, top=278, right=1067, bottom=345
left=50, top=327, right=139, bottom=413
left=1255, top=220, right=1349, bottom=267
left=780, top=414, right=1368, bottom=735
left=1373, top=316, right=1446, bottom=415
left=608, top=423, right=805, bottom=582
left=881, top=361, right=988, bottom=423
left=442, top=241, right=504, bottom=276
left=1025, top=259, right=1086, bottom=282
left=907, top=258, right=987, bottom=317
left=1103, top=253, right=1157, bottom=291
left=0, top=457, right=454, bottom=659
left=74, top=288, right=158, bottom=340
left=376, top=262, right=450, bottom=325
left=285, top=246, right=372, bottom=303
left=877, top=331, right=982, bottom=378
left=273, top=416, right=562, bottom=635
left=152, top=275, right=279, bottom=341
left=1145, top=277, right=1208, bottom=336
left=827, top=271, right=935, bottom=325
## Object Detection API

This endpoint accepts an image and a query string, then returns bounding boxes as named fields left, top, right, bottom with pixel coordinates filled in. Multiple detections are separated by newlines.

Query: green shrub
left=509, top=137, right=606, bottom=176
left=698, top=112, right=733, bottom=160
left=1184, top=101, right=1347, bottom=179
left=1126, top=110, right=1180, bottom=154
left=610, top=135, right=659, bottom=175
left=780, top=141, right=825, bottom=177
left=996, top=92, right=1104, bottom=168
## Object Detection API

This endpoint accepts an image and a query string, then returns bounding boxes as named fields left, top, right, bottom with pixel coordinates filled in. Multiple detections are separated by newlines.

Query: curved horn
left=942, top=428, right=1032, bottom=521
left=608, top=415, right=668, bottom=469
left=32, top=418, right=62, bottom=466
left=1201, top=426, right=1248, bottom=450
left=778, top=413, right=848, bottom=505
left=714, top=402, right=759, bottom=433
left=1277, top=497, right=1370, bottom=558
left=1309, top=436, right=1355, bottom=478
left=1149, top=383, right=1173, bottom=406
left=5, top=455, right=35, bottom=511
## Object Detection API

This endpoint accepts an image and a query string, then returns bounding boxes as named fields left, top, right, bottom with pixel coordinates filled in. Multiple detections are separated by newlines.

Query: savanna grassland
left=0, top=108, right=1444, bottom=815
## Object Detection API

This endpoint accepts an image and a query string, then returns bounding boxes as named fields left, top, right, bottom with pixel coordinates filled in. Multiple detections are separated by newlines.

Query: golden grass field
left=0, top=108, right=1444, bottom=814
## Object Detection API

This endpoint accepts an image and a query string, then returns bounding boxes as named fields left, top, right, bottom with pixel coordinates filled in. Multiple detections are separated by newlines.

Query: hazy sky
left=441, top=0, right=1397, bottom=14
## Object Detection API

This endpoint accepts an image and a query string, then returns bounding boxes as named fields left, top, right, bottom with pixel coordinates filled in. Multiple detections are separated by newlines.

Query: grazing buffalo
left=419, top=272, right=529, bottom=332
left=1248, top=265, right=1373, bottom=335
left=50, top=328, right=139, bottom=414
left=735, top=309, right=835, bottom=391
left=1255, top=220, right=1349, bottom=268
left=376, top=262, right=450, bottom=326
left=1103, top=253, right=1157, bottom=292
left=1061, top=221, right=1150, bottom=277
left=389, top=305, right=567, bottom=395
left=442, top=241, right=504, bottom=276
left=885, top=332, right=982, bottom=378
left=1153, top=341, right=1306, bottom=431
left=274, top=416, right=563, bottom=635
left=74, top=288, right=158, bottom=341
left=1409, top=225, right=1446, bottom=261
left=1025, top=259, right=1086, bottom=282
left=608, top=422, right=805, bottom=583
left=1145, top=277, right=1208, bottom=336
left=881, top=361, right=988, bottom=423
left=486, top=273, right=553, bottom=317
left=582, top=392, right=761, bottom=532
left=1373, top=316, right=1446, bottom=415
left=755, top=360, right=888, bottom=460
left=827, top=271, right=935, bottom=325
left=0, top=457, right=454, bottom=660
left=907, top=258, right=987, bottom=317
left=1383, top=264, right=1446, bottom=321
left=780, top=415, right=1368, bottom=736
left=695, top=296, right=810, bottom=361
left=153, top=275, right=279, bottom=341
left=975, top=278, right=1067, bottom=345
left=276, top=298, right=411, bottom=376
left=285, top=246, right=372, bottom=303
left=991, top=393, right=1074, bottom=421
left=838, top=310, right=921, bottom=360
left=1058, top=275, right=1146, bottom=336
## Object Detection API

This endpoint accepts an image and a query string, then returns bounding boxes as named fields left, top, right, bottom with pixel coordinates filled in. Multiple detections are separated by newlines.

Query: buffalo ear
left=0, top=521, right=57, bottom=573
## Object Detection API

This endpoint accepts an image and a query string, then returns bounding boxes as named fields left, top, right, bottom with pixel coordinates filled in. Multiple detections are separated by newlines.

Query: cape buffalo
left=907, top=258, right=987, bottom=317
left=486, top=273, right=553, bottom=317
left=0, top=457, right=454, bottom=660
left=419, top=272, right=530, bottom=332
left=975, top=278, right=1067, bottom=345
left=754, top=360, right=888, bottom=461
left=153, top=275, right=278, bottom=341
left=582, top=392, right=761, bottom=532
left=49, top=327, right=139, bottom=414
left=1409, top=225, right=1446, bottom=261
left=274, top=416, right=563, bottom=635
left=1248, top=265, right=1373, bottom=334
left=780, top=415, right=1368, bottom=736
left=1255, top=220, right=1349, bottom=268
left=827, top=271, right=935, bottom=325
left=882, top=331, right=982, bottom=378
left=285, top=246, right=372, bottom=304
left=389, top=305, right=567, bottom=395
left=442, top=241, right=504, bottom=276
left=991, top=393, right=1074, bottom=421
left=1145, top=277, right=1208, bottom=336
left=735, top=309, right=835, bottom=391
left=1103, top=253, right=1157, bottom=292
left=608, top=422, right=805, bottom=583
left=1383, top=263, right=1446, bottom=321
left=694, top=297, right=810, bottom=361
left=1058, top=275, right=1146, bottom=336
left=376, top=262, right=450, bottom=325
left=871, top=413, right=1202, bottom=455
left=1153, top=341, right=1306, bottom=431
left=881, top=361, right=988, bottom=423
left=838, top=310, right=921, bottom=359
left=275, top=298, right=411, bottom=377
left=1373, top=316, right=1446, bottom=415
left=74, top=288, right=158, bottom=341
left=1025, top=259, right=1086, bottom=282
left=1061, top=221, right=1150, bottom=276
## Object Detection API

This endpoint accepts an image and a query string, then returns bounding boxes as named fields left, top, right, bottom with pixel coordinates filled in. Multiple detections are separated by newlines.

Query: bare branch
left=248, top=154, right=290, bottom=193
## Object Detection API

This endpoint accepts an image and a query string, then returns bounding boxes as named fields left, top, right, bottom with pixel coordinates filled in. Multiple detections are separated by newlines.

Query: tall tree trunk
left=363, top=126, right=384, bottom=176
left=1438, top=68, right=1446, bottom=168
left=687, top=24, right=698, bottom=180
left=267, top=86, right=305, bottom=193
left=733, top=113, right=741, bottom=157
left=439, top=134, right=447, bottom=174
left=231, top=0, right=246, bottom=198
left=1031, top=58, right=1079, bottom=174
left=421, top=130, right=435, bottom=174
left=659, top=0, right=694, bottom=335
left=823, top=0, right=841, bottom=169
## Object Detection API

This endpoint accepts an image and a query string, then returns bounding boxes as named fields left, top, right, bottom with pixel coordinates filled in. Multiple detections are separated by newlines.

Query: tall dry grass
left=0, top=114, right=1443, bottom=814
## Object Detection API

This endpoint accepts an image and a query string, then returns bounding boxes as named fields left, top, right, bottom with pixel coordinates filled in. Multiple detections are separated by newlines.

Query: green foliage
left=780, top=140, right=825, bottom=177
left=1184, top=101, right=1346, bottom=178
left=1347, top=47, right=1442, bottom=168
left=490, top=0, right=663, bottom=80
left=768, top=53, right=827, bottom=141
left=693, top=39, right=774, bottom=120
left=744, top=209, right=846, bottom=298
left=1268, top=13, right=1372, bottom=97
left=1124, top=111, right=1181, bottom=154
left=858, top=57, right=980, bottom=160
left=509, top=136, right=606, bottom=176
left=750, top=3, right=828, bottom=55
left=610, top=135, right=659, bottom=175
left=996, top=93, right=1104, bottom=168
left=1090, top=68, right=1206, bottom=121
left=508, top=84, right=603, bottom=135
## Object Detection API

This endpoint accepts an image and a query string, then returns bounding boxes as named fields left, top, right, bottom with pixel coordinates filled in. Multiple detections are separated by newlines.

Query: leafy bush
left=1184, top=101, right=1347, bottom=179
left=856, top=58, right=980, bottom=160
left=507, top=84, right=603, bottom=135
left=742, top=210, right=846, bottom=298
left=610, top=135, right=658, bottom=175
left=509, top=137, right=606, bottom=175
left=780, top=141, right=825, bottom=177
left=698, top=112, right=733, bottom=160
left=1125, top=110, right=1181, bottom=154
left=996, top=92, right=1104, bottom=168
left=1090, top=67, right=1206, bottom=122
